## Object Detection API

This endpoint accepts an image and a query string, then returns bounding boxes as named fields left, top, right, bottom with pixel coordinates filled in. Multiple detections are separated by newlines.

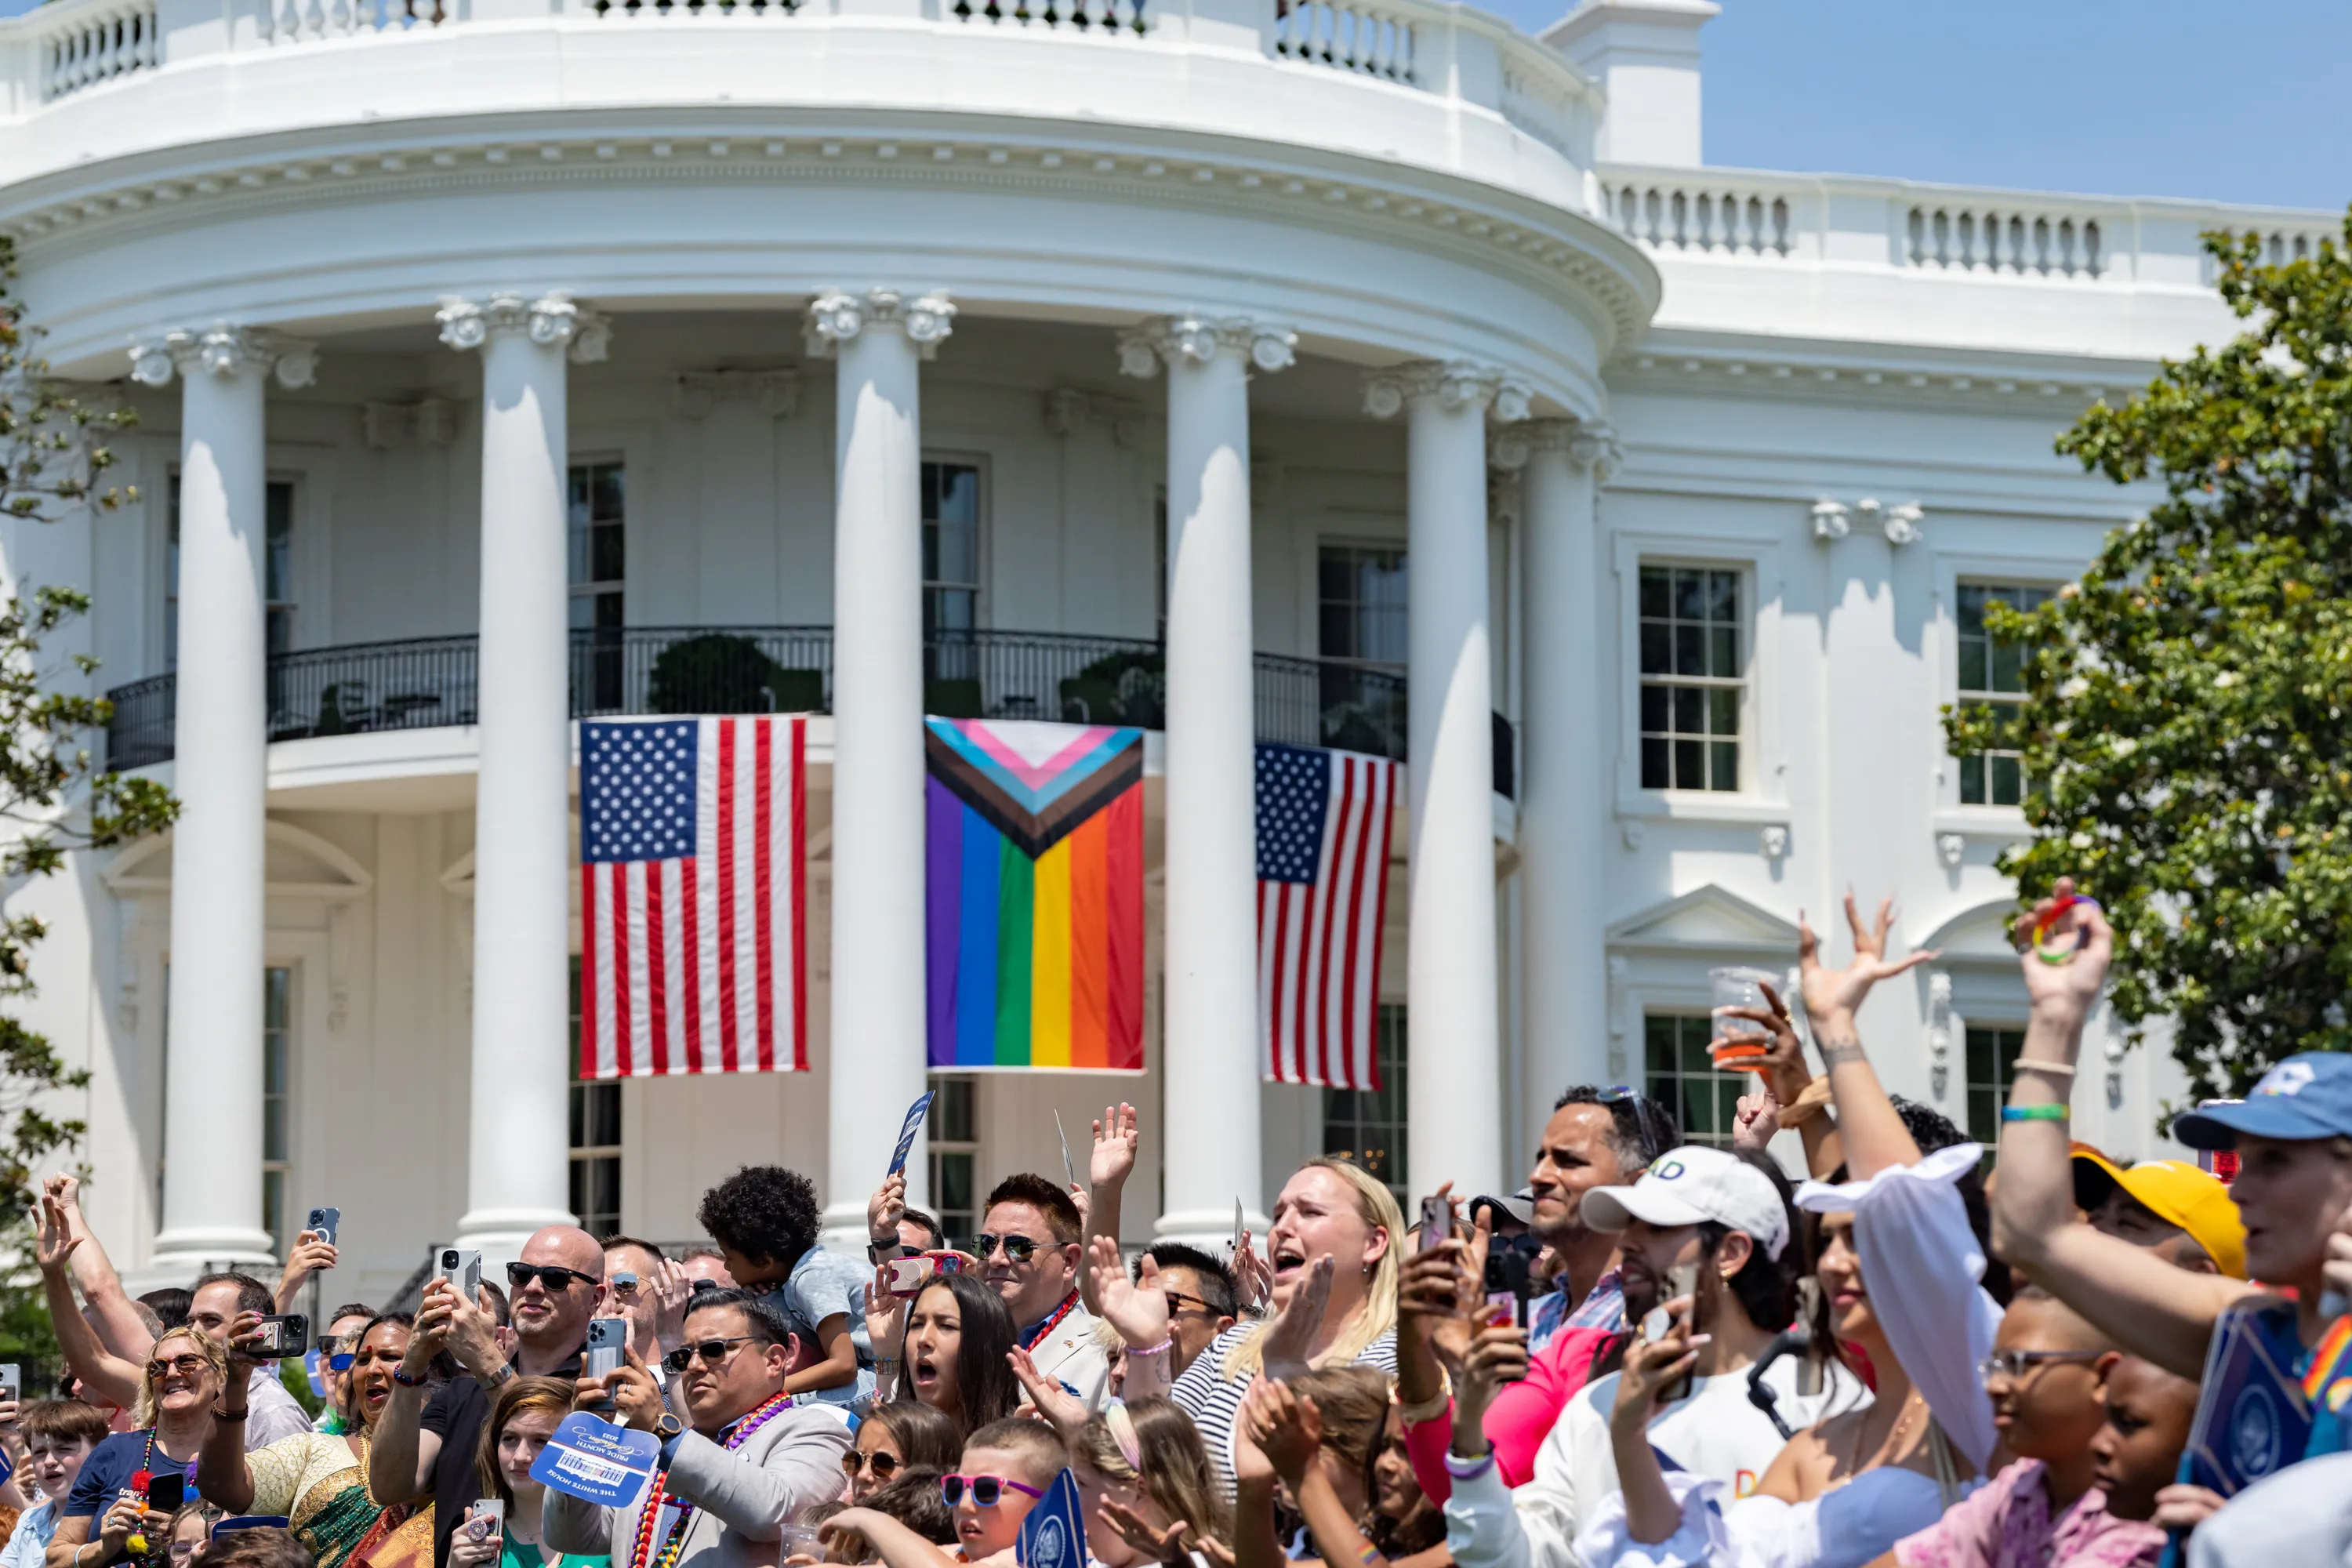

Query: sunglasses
left=662, top=1336, right=768, bottom=1374
left=145, top=1355, right=209, bottom=1381
left=973, top=1235, right=1044, bottom=1264
left=506, top=1262, right=598, bottom=1292
left=327, top=1353, right=356, bottom=1373
left=941, top=1474, right=1046, bottom=1508
left=1162, top=1290, right=1223, bottom=1319
left=842, top=1450, right=902, bottom=1482
left=1596, top=1085, right=1671, bottom=1167
left=1978, top=1348, right=2104, bottom=1383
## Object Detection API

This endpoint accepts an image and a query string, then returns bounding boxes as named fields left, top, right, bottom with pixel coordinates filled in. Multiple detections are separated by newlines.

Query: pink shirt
left=1894, top=1459, right=2165, bottom=1568
left=1404, top=1326, right=1621, bottom=1502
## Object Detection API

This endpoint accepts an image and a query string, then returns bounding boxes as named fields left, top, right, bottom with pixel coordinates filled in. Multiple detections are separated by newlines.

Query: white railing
left=587, top=0, right=800, bottom=18
left=256, top=0, right=450, bottom=45
left=1605, top=178, right=1791, bottom=257
left=1272, top=0, right=1416, bottom=85
left=949, top=0, right=1148, bottom=32
left=36, top=0, right=157, bottom=100
left=1500, top=59, right=1576, bottom=158
left=1906, top=202, right=2102, bottom=278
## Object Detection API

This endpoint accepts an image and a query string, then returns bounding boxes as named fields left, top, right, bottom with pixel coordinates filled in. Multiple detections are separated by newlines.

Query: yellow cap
left=2072, top=1149, right=2246, bottom=1279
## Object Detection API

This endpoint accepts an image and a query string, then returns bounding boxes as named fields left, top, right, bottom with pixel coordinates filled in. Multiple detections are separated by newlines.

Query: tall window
left=167, top=477, right=295, bottom=668
left=928, top=1076, right=981, bottom=1243
left=568, top=462, right=626, bottom=712
left=1965, top=1024, right=2027, bottom=1156
left=1644, top=1012, right=1745, bottom=1149
left=568, top=957, right=622, bottom=1237
left=1317, top=544, right=1408, bottom=757
left=1323, top=1004, right=1408, bottom=1199
left=923, top=462, right=983, bottom=641
left=262, top=967, right=292, bottom=1254
left=1639, top=565, right=1743, bottom=793
left=1955, top=584, right=2051, bottom=807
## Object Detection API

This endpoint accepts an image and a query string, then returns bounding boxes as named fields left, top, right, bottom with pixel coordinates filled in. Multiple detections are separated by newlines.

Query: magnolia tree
left=0, top=236, right=178, bottom=1218
left=1947, top=212, right=2352, bottom=1103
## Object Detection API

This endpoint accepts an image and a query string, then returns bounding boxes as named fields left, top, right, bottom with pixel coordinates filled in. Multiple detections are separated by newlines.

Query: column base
left=133, top=1225, right=281, bottom=1292
left=1152, top=1205, right=1271, bottom=1254
left=453, top=1204, right=583, bottom=1275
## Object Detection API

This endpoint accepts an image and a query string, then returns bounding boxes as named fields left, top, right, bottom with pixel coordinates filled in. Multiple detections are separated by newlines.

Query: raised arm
left=273, top=1229, right=339, bottom=1316
left=194, top=1316, right=267, bottom=1512
left=367, top=1281, right=453, bottom=1505
left=1078, top=1103, right=1138, bottom=1316
left=45, top=1178, right=155, bottom=1364
left=1987, top=882, right=2249, bottom=1377
left=1084, top=1238, right=1174, bottom=1402
left=31, top=1194, right=142, bottom=1410
left=1798, top=895, right=1929, bottom=1180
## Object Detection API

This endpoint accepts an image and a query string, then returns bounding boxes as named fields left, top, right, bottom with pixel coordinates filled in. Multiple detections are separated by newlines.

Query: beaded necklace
left=625, top=1391, right=799, bottom=1568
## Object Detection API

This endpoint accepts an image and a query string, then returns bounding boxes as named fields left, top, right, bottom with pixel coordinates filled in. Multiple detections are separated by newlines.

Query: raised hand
left=1239, top=1375, right=1323, bottom=1487
left=1798, top=892, right=1936, bottom=1024
left=1091, top=1102, right=1140, bottom=1189
left=1449, top=1304, right=1528, bottom=1432
left=1089, top=1236, right=1171, bottom=1349
left=868, top=1172, right=908, bottom=1247
left=1232, top=1229, right=1273, bottom=1317
left=1258, top=1255, right=1332, bottom=1381
left=1610, top=1297, right=1703, bottom=1436
left=1098, top=1501, right=1198, bottom=1565
left=403, top=1279, right=455, bottom=1374
left=648, top=1258, right=692, bottom=1352
left=1007, top=1342, right=1088, bottom=1436
left=2012, top=876, right=2113, bottom=1022
left=864, top=1276, right=909, bottom=1363
left=224, top=1310, right=274, bottom=1381
left=30, top=1191, right=78, bottom=1274
left=275, top=1229, right=339, bottom=1312
left=1732, top=1083, right=1782, bottom=1155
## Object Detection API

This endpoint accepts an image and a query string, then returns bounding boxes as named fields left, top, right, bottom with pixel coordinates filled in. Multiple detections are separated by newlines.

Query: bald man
left=368, top=1226, right=610, bottom=1566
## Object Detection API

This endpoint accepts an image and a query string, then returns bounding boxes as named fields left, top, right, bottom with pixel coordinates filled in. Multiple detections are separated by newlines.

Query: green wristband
left=2000, top=1104, right=2069, bottom=1122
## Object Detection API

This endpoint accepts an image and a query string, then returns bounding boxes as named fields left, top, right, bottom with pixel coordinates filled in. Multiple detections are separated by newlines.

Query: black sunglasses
left=1596, top=1085, right=1671, bottom=1167
left=506, top=1262, right=598, bottom=1292
left=972, top=1234, right=1042, bottom=1264
left=662, top=1335, right=768, bottom=1374
left=1162, top=1290, right=1223, bottom=1319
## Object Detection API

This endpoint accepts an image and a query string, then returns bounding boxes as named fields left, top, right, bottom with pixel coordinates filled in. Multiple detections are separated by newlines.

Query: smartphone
left=305, top=1207, right=340, bottom=1247
left=1793, top=1279, right=1825, bottom=1397
left=251, top=1315, right=310, bottom=1359
left=923, top=1249, right=965, bottom=1276
left=437, top=1247, right=481, bottom=1303
left=884, top=1256, right=937, bottom=1297
left=1230, top=1199, right=1245, bottom=1264
left=1417, top=1193, right=1450, bottom=1255
left=585, top=1315, right=627, bottom=1382
left=146, top=1472, right=187, bottom=1512
left=466, top=1501, right=506, bottom=1544
left=0, top=1364, right=20, bottom=1402
left=1482, top=1247, right=1532, bottom=1381
left=1657, top=1262, right=1700, bottom=1405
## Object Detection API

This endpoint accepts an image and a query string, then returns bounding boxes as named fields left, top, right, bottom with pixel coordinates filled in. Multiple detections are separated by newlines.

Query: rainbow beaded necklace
left=625, top=1390, right=799, bottom=1568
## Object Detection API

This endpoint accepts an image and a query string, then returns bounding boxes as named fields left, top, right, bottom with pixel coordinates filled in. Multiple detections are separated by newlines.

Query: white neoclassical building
left=1, top=0, right=2336, bottom=1294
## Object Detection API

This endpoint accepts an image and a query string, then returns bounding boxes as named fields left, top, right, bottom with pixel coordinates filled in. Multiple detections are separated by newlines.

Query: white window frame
left=921, top=452, right=992, bottom=636
left=1611, top=534, right=1787, bottom=822
left=1928, top=546, right=2086, bottom=847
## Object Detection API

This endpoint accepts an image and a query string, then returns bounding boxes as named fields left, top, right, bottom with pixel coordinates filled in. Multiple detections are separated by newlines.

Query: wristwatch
left=652, top=1413, right=684, bottom=1441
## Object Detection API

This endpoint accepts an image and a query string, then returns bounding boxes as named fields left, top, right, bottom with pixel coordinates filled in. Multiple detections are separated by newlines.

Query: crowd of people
left=8, top=879, right=2352, bottom=1568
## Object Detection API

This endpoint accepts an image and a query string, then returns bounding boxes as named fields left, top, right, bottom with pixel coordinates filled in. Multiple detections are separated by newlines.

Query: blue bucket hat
left=2172, top=1052, right=2352, bottom=1150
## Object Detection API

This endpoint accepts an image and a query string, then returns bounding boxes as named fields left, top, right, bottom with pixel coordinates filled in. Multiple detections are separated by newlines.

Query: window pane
left=1674, top=739, right=1703, bottom=787
left=264, top=482, right=295, bottom=606
left=1990, top=639, right=2024, bottom=693
left=1957, top=637, right=1987, bottom=691
left=1639, top=623, right=1671, bottom=674
left=1991, top=755, right=2023, bottom=806
left=1672, top=685, right=1703, bottom=732
left=1673, top=623, right=1704, bottom=677
left=1960, top=756, right=1985, bottom=805
left=1641, top=737, right=1669, bottom=789
left=592, top=466, right=624, bottom=522
left=1640, top=684, right=1669, bottom=732
left=1958, top=585, right=1987, bottom=634
left=1708, top=626, right=1737, bottom=677
left=590, top=522, right=625, bottom=584
left=1674, top=569, right=1705, bottom=622
left=1707, top=687, right=1738, bottom=735
left=1639, top=567, right=1670, bottom=619
left=1709, top=742, right=1739, bottom=791
left=1708, top=571, right=1737, bottom=622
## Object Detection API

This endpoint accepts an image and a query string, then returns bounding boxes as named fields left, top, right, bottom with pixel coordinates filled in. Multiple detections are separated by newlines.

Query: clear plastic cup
left=1708, top=966, right=1778, bottom=1070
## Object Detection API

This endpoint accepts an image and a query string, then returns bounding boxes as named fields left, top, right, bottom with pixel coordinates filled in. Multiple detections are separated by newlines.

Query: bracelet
left=1124, top=1338, right=1174, bottom=1359
left=2001, top=1104, right=2069, bottom=1122
left=213, top=1405, right=249, bottom=1421
left=488, top=1364, right=517, bottom=1386
left=1396, top=1387, right=1450, bottom=1425
left=2012, top=1058, right=2077, bottom=1077
left=1441, top=1448, right=1495, bottom=1480
left=392, top=1367, right=428, bottom=1387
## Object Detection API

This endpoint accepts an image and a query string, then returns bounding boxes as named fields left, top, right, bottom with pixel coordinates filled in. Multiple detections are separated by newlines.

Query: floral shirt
left=1894, top=1459, right=2164, bottom=1568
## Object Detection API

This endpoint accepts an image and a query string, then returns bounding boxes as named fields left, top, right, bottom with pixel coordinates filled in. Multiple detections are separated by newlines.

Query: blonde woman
left=45, top=1329, right=227, bottom=1568
left=1171, top=1157, right=1401, bottom=1497
left=1069, top=1400, right=1231, bottom=1567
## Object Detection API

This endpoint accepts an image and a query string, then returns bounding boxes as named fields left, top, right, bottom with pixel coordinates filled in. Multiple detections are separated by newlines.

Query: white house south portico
left=0, top=0, right=2325, bottom=1290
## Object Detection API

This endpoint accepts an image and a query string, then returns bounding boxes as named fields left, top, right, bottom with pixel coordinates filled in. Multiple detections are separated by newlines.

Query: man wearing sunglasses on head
left=971, top=1174, right=1109, bottom=1413
left=543, top=1289, right=852, bottom=1568
left=367, top=1225, right=608, bottom=1567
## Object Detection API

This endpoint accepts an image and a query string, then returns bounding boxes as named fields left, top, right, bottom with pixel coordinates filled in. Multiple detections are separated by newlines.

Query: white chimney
left=1544, top=0, right=1719, bottom=168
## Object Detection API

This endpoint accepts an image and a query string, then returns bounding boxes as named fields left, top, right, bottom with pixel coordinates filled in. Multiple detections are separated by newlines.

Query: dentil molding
left=127, top=324, right=318, bottom=389
left=1362, top=360, right=1533, bottom=423
left=1115, top=315, right=1297, bottom=378
left=804, top=288, right=956, bottom=360
left=435, top=292, right=612, bottom=363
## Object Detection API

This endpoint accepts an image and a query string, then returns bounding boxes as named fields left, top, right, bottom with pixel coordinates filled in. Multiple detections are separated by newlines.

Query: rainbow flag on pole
left=924, top=718, right=1146, bottom=1072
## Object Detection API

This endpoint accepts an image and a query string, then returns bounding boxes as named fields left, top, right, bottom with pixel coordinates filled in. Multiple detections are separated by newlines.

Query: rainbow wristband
left=2000, top=1104, right=2069, bottom=1122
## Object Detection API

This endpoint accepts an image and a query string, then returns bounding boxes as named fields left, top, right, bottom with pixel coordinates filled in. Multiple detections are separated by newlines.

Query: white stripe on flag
left=731, top=718, right=760, bottom=1065
left=661, top=857, right=688, bottom=1076
left=623, top=861, right=653, bottom=1076
left=696, top=718, right=724, bottom=1073
left=768, top=717, right=793, bottom=1067
left=590, top=863, right=619, bottom=1080
left=1319, top=755, right=1365, bottom=1084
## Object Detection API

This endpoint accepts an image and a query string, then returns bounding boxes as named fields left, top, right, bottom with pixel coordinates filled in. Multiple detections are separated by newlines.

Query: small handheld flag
left=1016, top=1468, right=1088, bottom=1568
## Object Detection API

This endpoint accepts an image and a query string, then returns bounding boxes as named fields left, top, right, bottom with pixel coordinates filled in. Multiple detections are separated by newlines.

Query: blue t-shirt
left=776, top=1246, right=879, bottom=1408
left=63, top=1430, right=199, bottom=1520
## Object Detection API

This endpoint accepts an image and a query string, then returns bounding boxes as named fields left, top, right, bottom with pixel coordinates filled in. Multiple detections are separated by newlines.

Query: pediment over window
left=1606, top=883, right=1801, bottom=955
left=1916, top=897, right=2025, bottom=960
left=104, top=820, right=373, bottom=901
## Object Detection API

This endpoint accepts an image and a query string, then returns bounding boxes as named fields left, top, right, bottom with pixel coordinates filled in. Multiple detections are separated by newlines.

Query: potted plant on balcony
left=647, top=633, right=823, bottom=714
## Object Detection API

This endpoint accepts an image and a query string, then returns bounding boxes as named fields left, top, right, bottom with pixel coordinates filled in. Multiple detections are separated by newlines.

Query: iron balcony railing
left=103, top=626, right=1515, bottom=797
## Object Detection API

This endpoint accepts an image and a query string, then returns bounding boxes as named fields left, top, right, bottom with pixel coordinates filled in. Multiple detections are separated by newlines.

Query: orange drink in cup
left=1708, top=966, right=1779, bottom=1072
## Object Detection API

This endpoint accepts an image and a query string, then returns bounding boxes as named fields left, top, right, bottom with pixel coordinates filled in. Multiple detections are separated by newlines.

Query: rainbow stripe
left=2302, top=1314, right=2352, bottom=1403
left=923, top=720, right=1145, bottom=1071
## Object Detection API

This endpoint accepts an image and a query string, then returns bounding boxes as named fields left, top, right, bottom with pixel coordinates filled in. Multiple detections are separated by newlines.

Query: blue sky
left=6, top=0, right=2345, bottom=212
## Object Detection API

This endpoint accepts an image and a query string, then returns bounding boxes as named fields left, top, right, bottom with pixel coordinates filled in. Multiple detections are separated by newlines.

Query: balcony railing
left=101, top=627, right=1524, bottom=793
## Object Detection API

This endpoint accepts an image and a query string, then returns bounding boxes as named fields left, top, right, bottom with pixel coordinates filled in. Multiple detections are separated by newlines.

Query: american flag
left=1256, top=743, right=1400, bottom=1089
left=579, top=716, right=808, bottom=1077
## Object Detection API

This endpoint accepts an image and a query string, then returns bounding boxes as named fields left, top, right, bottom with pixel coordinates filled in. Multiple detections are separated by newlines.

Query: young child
left=0, top=1400, right=109, bottom=1568
left=1883, top=1289, right=2166, bottom=1568
left=824, top=1418, right=1064, bottom=1568
left=695, top=1165, right=869, bottom=1404
left=2086, top=1355, right=2201, bottom=1526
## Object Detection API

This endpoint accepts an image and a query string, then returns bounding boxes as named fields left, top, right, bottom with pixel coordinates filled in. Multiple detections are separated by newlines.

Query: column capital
left=804, top=289, right=956, bottom=361
left=435, top=292, right=611, bottom=364
left=128, top=325, right=318, bottom=390
left=1492, top=416, right=1622, bottom=479
left=1116, top=314, right=1298, bottom=379
left=1363, top=360, right=1531, bottom=423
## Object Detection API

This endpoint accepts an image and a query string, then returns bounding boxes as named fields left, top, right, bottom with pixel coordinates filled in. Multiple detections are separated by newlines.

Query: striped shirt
left=1171, top=1323, right=1398, bottom=1499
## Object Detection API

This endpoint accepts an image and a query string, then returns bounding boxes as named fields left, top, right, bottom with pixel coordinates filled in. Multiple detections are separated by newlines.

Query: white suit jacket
left=545, top=1403, right=854, bottom=1568
left=1023, top=1300, right=1111, bottom=1412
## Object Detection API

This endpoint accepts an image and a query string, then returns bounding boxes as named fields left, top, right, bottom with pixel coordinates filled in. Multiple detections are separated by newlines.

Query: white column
left=1117, top=315, right=1295, bottom=1245
left=128, top=325, right=317, bottom=1273
left=437, top=292, right=610, bottom=1264
left=1364, top=361, right=1528, bottom=1200
left=807, top=288, right=955, bottom=1242
left=1504, top=419, right=1621, bottom=1142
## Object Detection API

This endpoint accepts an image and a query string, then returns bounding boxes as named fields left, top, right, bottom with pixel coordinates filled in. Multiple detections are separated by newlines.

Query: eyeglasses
left=973, top=1235, right=1043, bottom=1265
left=941, top=1474, right=1046, bottom=1508
left=145, top=1355, right=209, bottom=1381
left=842, top=1450, right=902, bottom=1482
left=327, top=1353, right=356, bottom=1373
left=506, top=1262, right=598, bottom=1293
left=662, top=1336, right=768, bottom=1374
left=1596, top=1085, right=1671, bottom=1167
left=1162, top=1290, right=1223, bottom=1320
left=167, top=1546, right=200, bottom=1562
left=1977, top=1349, right=2104, bottom=1383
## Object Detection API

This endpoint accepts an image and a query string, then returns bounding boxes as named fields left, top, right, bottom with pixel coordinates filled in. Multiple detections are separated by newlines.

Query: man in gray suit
left=548, top=1289, right=853, bottom=1568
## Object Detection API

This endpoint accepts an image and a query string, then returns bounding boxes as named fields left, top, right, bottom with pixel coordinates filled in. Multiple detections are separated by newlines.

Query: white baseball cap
left=1577, top=1145, right=1791, bottom=1261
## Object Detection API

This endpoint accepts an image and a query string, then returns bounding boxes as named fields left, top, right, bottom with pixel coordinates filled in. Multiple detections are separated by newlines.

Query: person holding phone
left=194, top=1312, right=423, bottom=1568
left=44, top=1329, right=226, bottom=1568
left=445, top=1377, right=605, bottom=1568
